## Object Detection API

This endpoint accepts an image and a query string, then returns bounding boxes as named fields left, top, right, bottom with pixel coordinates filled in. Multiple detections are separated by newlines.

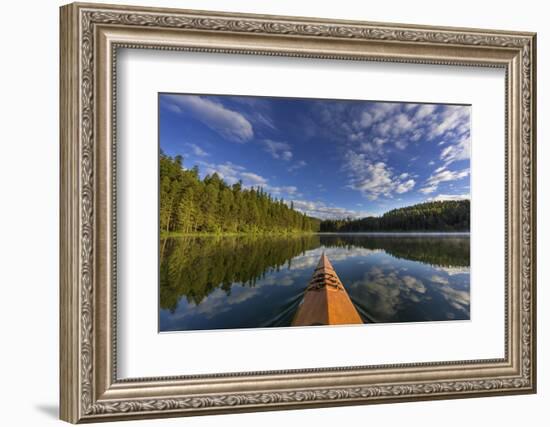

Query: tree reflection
left=160, top=234, right=470, bottom=313
left=160, top=234, right=320, bottom=312
left=320, top=234, right=470, bottom=267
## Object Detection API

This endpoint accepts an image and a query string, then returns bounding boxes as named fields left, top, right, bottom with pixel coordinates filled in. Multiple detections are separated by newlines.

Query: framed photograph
left=60, top=2, right=537, bottom=423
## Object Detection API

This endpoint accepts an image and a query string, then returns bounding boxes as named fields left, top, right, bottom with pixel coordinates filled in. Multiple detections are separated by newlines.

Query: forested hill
left=320, top=200, right=470, bottom=232
left=160, top=153, right=320, bottom=234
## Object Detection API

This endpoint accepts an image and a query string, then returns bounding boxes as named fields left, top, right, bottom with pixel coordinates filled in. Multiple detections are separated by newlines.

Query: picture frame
left=59, top=2, right=537, bottom=423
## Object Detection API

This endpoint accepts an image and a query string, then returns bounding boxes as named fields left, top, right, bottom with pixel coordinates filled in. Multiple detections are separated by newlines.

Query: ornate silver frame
left=60, top=2, right=537, bottom=423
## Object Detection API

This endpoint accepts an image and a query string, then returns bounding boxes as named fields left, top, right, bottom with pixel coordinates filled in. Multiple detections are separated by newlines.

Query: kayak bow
left=291, top=253, right=363, bottom=326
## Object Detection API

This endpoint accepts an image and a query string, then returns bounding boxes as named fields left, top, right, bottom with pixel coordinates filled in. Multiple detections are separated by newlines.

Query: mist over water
left=159, top=233, right=470, bottom=332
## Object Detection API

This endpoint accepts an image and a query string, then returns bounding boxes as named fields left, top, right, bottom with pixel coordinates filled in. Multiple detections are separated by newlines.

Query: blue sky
left=159, top=93, right=470, bottom=219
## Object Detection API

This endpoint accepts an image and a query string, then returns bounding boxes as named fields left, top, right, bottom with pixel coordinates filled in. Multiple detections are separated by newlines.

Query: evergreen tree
left=320, top=200, right=470, bottom=232
left=159, top=153, right=320, bottom=234
left=160, top=153, right=469, bottom=235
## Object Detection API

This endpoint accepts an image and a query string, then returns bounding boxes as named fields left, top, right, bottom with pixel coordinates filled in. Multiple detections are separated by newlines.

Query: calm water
left=159, top=233, right=470, bottom=332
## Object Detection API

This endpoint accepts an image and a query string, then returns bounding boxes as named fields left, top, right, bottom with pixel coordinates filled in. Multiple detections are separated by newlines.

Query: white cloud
left=312, top=102, right=471, bottom=177
left=414, top=104, right=437, bottom=120
left=441, top=146, right=453, bottom=158
left=420, top=167, right=470, bottom=194
left=186, top=143, right=209, bottom=157
left=440, top=133, right=470, bottom=165
left=349, top=132, right=363, bottom=142
left=252, top=112, right=276, bottom=130
left=366, top=109, right=415, bottom=143
left=262, top=139, right=293, bottom=161
left=269, top=185, right=298, bottom=197
left=359, top=111, right=374, bottom=127
left=394, top=113, right=413, bottom=133
left=288, top=160, right=307, bottom=172
left=349, top=103, right=399, bottom=136
left=428, top=193, right=470, bottom=202
left=240, top=172, right=268, bottom=186
left=431, top=168, right=469, bottom=184
left=419, top=185, right=438, bottom=194
left=396, top=179, right=415, bottom=194
left=314, top=101, right=470, bottom=170
left=197, top=160, right=298, bottom=198
left=368, top=103, right=400, bottom=123
left=429, top=105, right=470, bottom=139
left=395, top=139, right=407, bottom=150
left=374, top=120, right=392, bottom=136
left=344, top=152, right=416, bottom=199
left=410, top=130, right=423, bottom=142
left=358, top=137, right=387, bottom=156
left=164, top=102, right=181, bottom=114
left=289, top=199, right=376, bottom=220
left=163, top=95, right=253, bottom=142
left=200, top=161, right=245, bottom=185
left=351, top=160, right=395, bottom=199
left=359, top=141, right=373, bottom=152
left=342, top=103, right=470, bottom=169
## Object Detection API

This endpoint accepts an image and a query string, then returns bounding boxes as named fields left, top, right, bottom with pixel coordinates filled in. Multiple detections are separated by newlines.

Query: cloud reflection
left=289, top=246, right=382, bottom=272
left=438, top=285, right=470, bottom=314
left=434, top=265, right=470, bottom=276
left=161, top=234, right=470, bottom=331
left=349, top=266, right=429, bottom=320
left=349, top=263, right=469, bottom=322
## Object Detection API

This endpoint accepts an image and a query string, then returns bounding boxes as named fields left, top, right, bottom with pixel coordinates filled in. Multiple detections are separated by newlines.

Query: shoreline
left=162, top=231, right=470, bottom=238
left=317, top=231, right=470, bottom=235
left=161, top=231, right=318, bottom=238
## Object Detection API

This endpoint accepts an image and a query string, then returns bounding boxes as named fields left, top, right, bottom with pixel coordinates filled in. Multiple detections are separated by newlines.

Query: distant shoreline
left=161, top=231, right=317, bottom=238
left=317, top=231, right=470, bottom=235
left=162, top=231, right=470, bottom=238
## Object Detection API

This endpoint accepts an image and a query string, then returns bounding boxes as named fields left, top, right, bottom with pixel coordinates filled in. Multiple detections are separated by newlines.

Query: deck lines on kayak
left=291, top=253, right=363, bottom=327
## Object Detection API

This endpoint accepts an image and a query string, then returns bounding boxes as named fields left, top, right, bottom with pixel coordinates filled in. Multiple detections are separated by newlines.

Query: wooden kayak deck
left=291, top=253, right=363, bottom=327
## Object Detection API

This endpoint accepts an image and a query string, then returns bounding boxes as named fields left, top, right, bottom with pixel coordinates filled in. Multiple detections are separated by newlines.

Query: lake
left=159, top=233, right=470, bottom=332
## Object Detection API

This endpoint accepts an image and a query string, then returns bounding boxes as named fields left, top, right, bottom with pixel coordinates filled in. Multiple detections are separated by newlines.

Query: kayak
left=291, top=253, right=363, bottom=326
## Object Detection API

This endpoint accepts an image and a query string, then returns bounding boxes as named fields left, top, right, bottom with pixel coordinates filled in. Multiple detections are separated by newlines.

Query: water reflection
left=320, top=234, right=469, bottom=266
left=159, top=234, right=320, bottom=312
left=159, top=234, right=470, bottom=331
